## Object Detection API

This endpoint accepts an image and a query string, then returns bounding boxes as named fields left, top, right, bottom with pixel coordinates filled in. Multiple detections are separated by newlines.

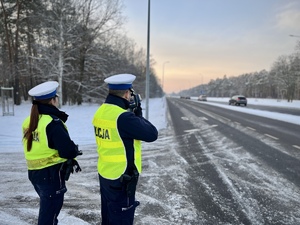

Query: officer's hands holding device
left=129, top=88, right=142, bottom=117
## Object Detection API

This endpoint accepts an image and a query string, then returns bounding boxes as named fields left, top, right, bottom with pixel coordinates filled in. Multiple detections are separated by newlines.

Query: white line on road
left=199, top=117, right=208, bottom=120
left=184, top=129, right=200, bottom=133
left=217, top=115, right=231, bottom=122
left=292, top=145, right=300, bottom=150
left=247, top=127, right=256, bottom=131
left=264, top=134, right=279, bottom=140
left=184, top=125, right=218, bottom=133
left=181, top=117, right=189, bottom=120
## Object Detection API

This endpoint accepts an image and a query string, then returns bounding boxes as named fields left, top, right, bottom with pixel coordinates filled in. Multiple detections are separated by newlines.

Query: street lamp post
left=145, top=0, right=150, bottom=120
left=162, top=61, right=169, bottom=92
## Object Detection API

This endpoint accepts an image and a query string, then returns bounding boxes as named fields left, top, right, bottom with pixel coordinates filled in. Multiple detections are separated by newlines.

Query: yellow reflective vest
left=22, top=115, right=67, bottom=170
left=93, top=104, right=141, bottom=180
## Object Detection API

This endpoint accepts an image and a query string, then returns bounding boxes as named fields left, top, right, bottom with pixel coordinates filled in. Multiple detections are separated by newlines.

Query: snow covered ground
left=0, top=98, right=167, bottom=153
left=0, top=96, right=300, bottom=224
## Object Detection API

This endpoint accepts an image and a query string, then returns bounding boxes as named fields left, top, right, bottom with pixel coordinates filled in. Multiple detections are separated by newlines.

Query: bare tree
left=0, top=0, right=162, bottom=105
left=0, top=0, right=22, bottom=104
left=271, top=55, right=298, bottom=102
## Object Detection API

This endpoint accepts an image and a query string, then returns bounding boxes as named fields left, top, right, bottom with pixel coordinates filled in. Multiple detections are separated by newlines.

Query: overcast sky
left=122, top=0, right=300, bottom=93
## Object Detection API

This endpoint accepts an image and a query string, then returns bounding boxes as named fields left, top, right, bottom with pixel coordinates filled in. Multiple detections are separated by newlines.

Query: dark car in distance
left=180, top=96, right=191, bottom=99
left=229, top=95, right=247, bottom=106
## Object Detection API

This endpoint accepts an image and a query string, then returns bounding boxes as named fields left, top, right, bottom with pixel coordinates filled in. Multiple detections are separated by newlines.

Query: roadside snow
left=0, top=98, right=167, bottom=153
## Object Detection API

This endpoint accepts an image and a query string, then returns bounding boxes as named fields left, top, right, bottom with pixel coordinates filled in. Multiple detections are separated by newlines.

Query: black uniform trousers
left=33, top=182, right=67, bottom=225
left=99, top=174, right=139, bottom=225
left=30, top=164, right=67, bottom=225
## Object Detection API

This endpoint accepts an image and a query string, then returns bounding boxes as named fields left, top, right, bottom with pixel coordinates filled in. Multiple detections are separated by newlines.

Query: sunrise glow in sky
left=123, top=0, right=300, bottom=94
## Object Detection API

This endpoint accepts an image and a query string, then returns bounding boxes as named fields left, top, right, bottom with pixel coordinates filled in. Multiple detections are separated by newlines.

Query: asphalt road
left=166, top=97, right=300, bottom=225
left=209, top=100, right=300, bottom=116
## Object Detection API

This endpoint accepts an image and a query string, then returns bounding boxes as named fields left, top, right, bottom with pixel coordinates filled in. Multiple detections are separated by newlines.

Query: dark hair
left=23, top=97, right=55, bottom=151
left=109, top=89, right=128, bottom=97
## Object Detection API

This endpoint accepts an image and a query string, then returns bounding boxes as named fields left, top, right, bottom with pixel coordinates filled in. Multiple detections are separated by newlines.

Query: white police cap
left=104, top=74, right=136, bottom=90
left=28, top=81, right=59, bottom=100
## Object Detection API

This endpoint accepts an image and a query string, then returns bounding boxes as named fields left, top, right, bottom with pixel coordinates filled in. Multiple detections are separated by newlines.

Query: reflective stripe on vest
left=22, top=115, right=67, bottom=170
left=92, top=103, right=141, bottom=180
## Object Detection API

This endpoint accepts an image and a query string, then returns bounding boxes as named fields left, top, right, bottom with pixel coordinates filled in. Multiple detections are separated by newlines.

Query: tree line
left=0, top=0, right=163, bottom=105
left=181, top=43, right=300, bottom=102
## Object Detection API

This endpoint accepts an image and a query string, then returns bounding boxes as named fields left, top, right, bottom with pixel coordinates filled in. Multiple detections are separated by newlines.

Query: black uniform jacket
left=28, top=103, right=78, bottom=184
left=105, top=94, right=158, bottom=174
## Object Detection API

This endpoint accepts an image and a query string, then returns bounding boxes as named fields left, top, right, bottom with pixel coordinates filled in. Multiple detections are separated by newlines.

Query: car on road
left=180, top=96, right=191, bottom=99
left=229, top=95, right=247, bottom=106
left=198, top=95, right=207, bottom=101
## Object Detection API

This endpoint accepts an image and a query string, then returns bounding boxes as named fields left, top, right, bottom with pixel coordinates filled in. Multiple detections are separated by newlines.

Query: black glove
left=72, top=159, right=82, bottom=173
left=64, top=159, right=82, bottom=181
left=133, top=104, right=143, bottom=117
left=75, top=145, right=83, bottom=156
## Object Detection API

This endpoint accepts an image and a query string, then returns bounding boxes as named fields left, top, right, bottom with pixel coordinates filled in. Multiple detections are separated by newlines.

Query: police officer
left=93, top=74, right=158, bottom=225
left=22, top=81, right=82, bottom=225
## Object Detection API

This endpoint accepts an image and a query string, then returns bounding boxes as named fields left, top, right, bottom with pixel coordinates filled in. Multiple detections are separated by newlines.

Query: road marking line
left=218, top=115, right=231, bottom=122
left=247, top=127, right=256, bottom=131
left=234, top=122, right=240, bottom=125
left=184, top=125, right=218, bottom=133
left=293, top=145, right=300, bottom=150
left=264, top=134, right=279, bottom=140
left=200, top=125, right=219, bottom=132
left=181, top=117, right=189, bottom=120
left=184, top=129, right=200, bottom=133
left=199, top=117, right=208, bottom=120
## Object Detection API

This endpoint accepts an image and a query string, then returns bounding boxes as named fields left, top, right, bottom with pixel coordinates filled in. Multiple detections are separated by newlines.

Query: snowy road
left=165, top=97, right=300, bottom=224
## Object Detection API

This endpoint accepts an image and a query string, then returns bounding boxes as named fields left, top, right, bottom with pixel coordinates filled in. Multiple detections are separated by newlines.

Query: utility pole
left=145, top=0, right=151, bottom=119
